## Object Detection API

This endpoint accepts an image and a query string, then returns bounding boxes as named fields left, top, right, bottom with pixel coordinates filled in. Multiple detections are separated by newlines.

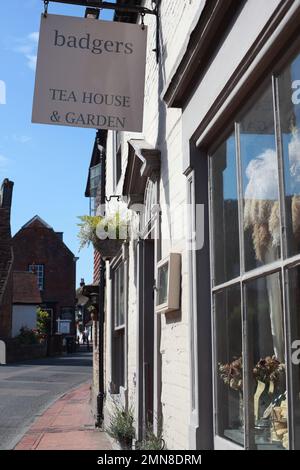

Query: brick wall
left=12, top=218, right=76, bottom=332
left=5, top=339, right=47, bottom=363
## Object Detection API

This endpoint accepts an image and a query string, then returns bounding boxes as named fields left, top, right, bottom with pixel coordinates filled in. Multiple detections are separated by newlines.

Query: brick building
left=13, top=216, right=76, bottom=336
left=12, top=271, right=42, bottom=337
left=0, top=178, right=14, bottom=339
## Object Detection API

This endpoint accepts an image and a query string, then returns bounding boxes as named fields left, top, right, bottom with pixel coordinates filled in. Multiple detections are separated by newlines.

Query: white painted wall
left=12, top=305, right=37, bottom=337
left=103, top=0, right=289, bottom=450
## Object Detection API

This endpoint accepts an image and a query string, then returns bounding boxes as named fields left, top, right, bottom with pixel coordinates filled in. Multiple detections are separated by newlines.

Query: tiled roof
left=13, top=271, right=42, bottom=304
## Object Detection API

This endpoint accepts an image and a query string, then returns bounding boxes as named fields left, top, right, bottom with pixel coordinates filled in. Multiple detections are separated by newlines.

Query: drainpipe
left=95, top=129, right=106, bottom=427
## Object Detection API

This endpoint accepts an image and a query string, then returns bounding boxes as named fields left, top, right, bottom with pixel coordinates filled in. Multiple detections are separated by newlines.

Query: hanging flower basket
left=77, top=213, right=130, bottom=261
left=92, top=237, right=124, bottom=260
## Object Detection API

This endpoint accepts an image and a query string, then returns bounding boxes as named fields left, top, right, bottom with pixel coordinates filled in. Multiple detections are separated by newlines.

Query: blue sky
left=0, top=1, right=115, bottom=286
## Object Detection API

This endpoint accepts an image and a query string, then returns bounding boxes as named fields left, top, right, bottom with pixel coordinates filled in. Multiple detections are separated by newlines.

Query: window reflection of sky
left=241, top=134, right=277, bottom=201
left=282, top=53, right=300, bottom=196
left=222, top=54, right=300, bottom=201
left=223, top=135, right=278, bottom=201
left=283, top=132, right=300, bottom=195
left=223, top=136, right=237, bottom=200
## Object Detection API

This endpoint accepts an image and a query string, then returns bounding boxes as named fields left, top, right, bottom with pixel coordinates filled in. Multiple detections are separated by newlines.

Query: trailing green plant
left=77, top=215, right=101, bottom=250
left=77, top=212, right=130, bottom=250
left=107, top=403, right=135, bottom=449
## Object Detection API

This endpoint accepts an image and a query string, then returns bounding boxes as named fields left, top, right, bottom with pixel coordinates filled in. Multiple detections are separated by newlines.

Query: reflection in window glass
left=246, top=274, right=287, bottom=449
left=215, top=286, right=243, bottom=446
left=157, top=262, right=168, bottom=306
left=240, top=84, right=281, bottom=271
left=278, top=51, right=300, bottom=257
left=211, top=135, right=240, bottom=285
left=115, top=263, right=125, bottom=327
left=287, top=266, right=300, bottom=449
left=112, top=263, right=125, bottom=392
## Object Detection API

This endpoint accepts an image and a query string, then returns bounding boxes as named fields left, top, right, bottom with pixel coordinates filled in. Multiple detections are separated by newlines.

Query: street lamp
left=90, top=291, right=99, bottom=306
left=89, top=292, right=99, bottom=321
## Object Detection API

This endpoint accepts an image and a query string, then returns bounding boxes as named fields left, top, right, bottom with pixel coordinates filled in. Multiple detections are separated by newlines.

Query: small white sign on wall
left=57, top=319, right=71, bottom=334
left=0, top=340, right=6, bottom=365
left=32, top=14, right=147, bottom=132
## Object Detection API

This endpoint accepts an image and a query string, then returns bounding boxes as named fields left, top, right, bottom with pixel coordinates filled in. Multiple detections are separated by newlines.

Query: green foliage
left=107, top=403, right=135, bottom=448
left=16, top=327, right=38, bottom=345
left=77, top=215, right=102, bottom=250
left=136, top=428, right=165, bottom=450
left=37, top=308, right=50, bottom=335
left=77, top=212, right=130, bottom=250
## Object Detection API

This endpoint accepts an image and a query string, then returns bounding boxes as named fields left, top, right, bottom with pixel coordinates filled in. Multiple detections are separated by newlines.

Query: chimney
left=56, top=232, right=63, bottom=241
left=0, top=179, right=14, bottom=210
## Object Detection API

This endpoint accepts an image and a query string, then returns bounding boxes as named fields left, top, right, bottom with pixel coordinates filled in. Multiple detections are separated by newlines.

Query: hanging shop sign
left=32, top=14, right=147, bottom=132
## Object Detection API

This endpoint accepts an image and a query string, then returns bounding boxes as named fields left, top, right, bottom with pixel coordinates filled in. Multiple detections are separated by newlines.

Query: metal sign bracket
left=42, top=0, right=160, bottom=62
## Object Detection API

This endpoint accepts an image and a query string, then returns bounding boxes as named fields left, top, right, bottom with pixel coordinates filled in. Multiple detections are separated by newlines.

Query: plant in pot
left=87, top=305, right=98, bottom=322
left=77, top=210, right=130, bottom=260
left=107, top=402, right=135, bottom=450
left=136, top=427, right=165, bottom=450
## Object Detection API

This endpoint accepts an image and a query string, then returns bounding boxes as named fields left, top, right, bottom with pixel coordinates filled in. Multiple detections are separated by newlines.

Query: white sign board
left=57, top=319, right=71, bottom=334
left=0, top=340, right=6, bottom=365
left=32, top=14, right=147, bottom=132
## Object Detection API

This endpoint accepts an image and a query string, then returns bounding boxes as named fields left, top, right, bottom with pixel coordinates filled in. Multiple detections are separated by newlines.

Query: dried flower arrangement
left=253, top=356, right=285, bottom=385
left=218, top=355, right=285, bottom=391
left=218, top=357, right=243, bottom=391
left=244, top=129, right=300, bottom=262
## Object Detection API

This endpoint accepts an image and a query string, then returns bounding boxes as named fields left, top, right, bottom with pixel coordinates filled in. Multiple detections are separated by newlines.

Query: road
left=0, top=350, right=92, bottom=450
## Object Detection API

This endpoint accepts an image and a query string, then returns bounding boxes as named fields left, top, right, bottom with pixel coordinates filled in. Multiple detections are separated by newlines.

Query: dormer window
left=89, top=163, right=101, bottom=198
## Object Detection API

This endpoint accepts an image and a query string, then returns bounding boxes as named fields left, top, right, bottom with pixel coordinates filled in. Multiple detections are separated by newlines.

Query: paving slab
left=14, top=383, right=112, bottom=451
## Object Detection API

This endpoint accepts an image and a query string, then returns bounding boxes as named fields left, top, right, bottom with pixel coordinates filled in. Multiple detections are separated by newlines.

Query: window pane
left=246, top=274, right=287, bottom=449
left=61, top=308, right=73, bottom=320
left=114, top=268, right=119, bottom=327
left=29, top=264, right=44, bottom=290
left=157, top=262, right=169, bottom=305
left=215, top=285, right=243, bottom=446
left=278, top=50, right=300, bottom=257
left=240, top=84, right=281, bottom=271
left=211, top=135, right=240, bottom=285
left=90, top=163, right=101, bottom=197
left=287, top=265, right=300, bottom=449
left=119, top=263, right=125, bottom=326
left=115, top=264, right=125, bottom=327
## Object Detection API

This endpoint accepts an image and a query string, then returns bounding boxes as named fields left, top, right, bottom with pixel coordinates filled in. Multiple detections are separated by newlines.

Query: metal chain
left=141, top=12, right=145, bottom=30
left=43, top=0, right=49, bottom=17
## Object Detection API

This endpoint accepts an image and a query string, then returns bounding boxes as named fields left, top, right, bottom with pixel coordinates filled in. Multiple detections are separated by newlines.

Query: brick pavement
left=15, top=383, right=112, bottom=450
